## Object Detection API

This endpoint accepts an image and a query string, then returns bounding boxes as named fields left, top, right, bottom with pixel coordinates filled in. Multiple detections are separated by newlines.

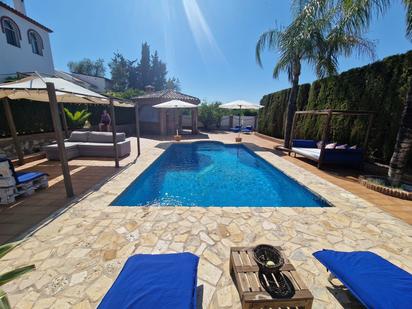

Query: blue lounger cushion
left=98, top=253, right=199, bottom=309
left=292, top=139, right=318, bottom=148
left=0, top=158, right=47, bottom=185
left=242, top=126, right=253, bottom=133
left=313, top=250, right=412, bottom=309
left=15, top=172, right=47, bottom=184
left=230, top=125, right=242, bottom=132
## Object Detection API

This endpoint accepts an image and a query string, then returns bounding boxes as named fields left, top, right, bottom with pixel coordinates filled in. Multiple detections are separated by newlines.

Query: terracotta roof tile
left=133, top=89, right=200, bottom=104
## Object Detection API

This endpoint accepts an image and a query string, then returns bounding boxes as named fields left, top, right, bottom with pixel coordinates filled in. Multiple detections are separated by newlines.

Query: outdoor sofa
left=291, top=139, right=364, bottom=168
left=43, top=131, right=131, bottom=160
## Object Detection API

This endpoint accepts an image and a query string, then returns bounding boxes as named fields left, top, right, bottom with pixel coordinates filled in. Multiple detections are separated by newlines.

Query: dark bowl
left=253, top=244, right=284, bottom=271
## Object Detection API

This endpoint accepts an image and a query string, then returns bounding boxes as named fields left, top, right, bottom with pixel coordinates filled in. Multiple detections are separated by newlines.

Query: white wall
left=0, top=7, right=54, bottom=81
left=182, top=115, right=257, bottom=129
left=70, top=73, right=110, bottom=93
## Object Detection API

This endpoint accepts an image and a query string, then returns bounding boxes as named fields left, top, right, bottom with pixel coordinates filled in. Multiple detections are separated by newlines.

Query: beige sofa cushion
left=68, top=131, right=89, bottom=142
left=88, top=131, right=126, bottom=143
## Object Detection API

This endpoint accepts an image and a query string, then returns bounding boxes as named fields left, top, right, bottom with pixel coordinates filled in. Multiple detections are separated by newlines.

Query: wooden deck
left=0, top=138, right=141, bottom=244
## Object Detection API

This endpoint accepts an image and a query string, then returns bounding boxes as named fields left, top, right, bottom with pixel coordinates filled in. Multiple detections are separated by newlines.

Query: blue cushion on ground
left=15, top=172, right=46, bottom=184
left=313, top=250, right=412, bottom=309
left=98, top=253, right=199, bottom=309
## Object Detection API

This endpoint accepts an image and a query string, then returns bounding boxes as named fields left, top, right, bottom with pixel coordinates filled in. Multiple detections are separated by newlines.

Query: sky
left=6, top=0, right=411, bottom=103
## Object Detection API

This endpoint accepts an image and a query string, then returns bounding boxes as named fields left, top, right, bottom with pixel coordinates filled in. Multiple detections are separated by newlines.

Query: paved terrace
left=0, top=132, right=411, bottom=308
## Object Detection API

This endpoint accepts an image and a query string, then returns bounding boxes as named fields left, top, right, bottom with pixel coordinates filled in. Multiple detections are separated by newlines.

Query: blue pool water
left=112, top=142, right=328, bottom=207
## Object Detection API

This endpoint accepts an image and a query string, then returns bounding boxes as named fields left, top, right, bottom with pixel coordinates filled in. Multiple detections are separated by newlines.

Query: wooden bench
left=230, top=246, right=313, bottom=309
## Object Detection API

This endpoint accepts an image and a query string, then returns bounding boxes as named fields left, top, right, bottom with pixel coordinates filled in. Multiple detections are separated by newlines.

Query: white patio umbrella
left=153, top=99, right=198, bottom=109
left=0, top=75, right=132, bottom=106
left=220, top=100, right=263, bottom=135
left=153, top=100, right=198, bottom=135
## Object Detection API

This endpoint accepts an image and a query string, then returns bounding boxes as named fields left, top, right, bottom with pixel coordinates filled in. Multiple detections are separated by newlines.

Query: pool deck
left=1, top=132, right=411, bottom=308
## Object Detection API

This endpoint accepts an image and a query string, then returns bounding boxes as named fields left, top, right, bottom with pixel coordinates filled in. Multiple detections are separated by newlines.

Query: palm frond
left=338, top=0, right=390, bottom=33
left=0, top=242, right=19, bottom=260
left=63, top=108, right=75, bottom=121
left=256, top=28, right=283, bottom=67
left=404, top=0, right=412, bottom=40
left=0, top=288, right=11, bottom=309
left=0, top=265, right=35, bottom=287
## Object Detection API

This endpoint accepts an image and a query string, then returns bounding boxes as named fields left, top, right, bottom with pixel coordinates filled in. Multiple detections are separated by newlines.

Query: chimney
left=13, top=0, right=26, bottom=15
left=144, top=85, right=155, bottom=93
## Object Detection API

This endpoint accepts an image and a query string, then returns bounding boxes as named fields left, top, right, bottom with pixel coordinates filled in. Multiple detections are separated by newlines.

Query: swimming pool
left=112, top=142, right=329, bottom=207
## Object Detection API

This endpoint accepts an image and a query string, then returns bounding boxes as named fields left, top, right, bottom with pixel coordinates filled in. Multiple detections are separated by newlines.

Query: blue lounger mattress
left=313, top=250, right=412, bottom=309
left=15, top=172, right=47, bottom=184
left=98, top=252, right=199, bottom=309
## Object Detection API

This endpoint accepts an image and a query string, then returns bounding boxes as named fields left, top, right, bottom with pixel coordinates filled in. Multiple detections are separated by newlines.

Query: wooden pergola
left=0, top=76, right=141, bottom=198
left=289, top=109, right=374, bottom=168
left=133, top=89, right=200, bottom=136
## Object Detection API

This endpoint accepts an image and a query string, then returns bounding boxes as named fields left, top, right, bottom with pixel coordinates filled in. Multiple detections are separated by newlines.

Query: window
left=27, top=29, right=43, bottom=56
left=1, top=17, right=21, bottom=47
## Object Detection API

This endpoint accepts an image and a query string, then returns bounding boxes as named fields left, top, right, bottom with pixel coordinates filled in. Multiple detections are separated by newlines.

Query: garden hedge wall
left=0, top=102, right=136, bottom=137
left=258, top=50, right=412, bottom=165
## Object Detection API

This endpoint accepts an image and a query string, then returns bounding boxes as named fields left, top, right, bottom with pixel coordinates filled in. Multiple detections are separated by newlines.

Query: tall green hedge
left=258, top=50, right=412, bottom=165
left=258, top=84, right=310, bottom=137
left=0, top=101, right=136, bottom=137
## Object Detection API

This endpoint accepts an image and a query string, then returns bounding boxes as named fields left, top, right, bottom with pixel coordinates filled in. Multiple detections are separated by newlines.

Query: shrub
left=198, top=102, right=223, bottom=129
left=258, top=50, right=412, bottom=166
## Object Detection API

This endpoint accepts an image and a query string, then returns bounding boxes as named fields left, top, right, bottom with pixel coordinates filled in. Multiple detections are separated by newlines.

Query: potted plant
left=64, top=108, right=92, bottom=130
left=174, top=130, right=182, bottom=142
left=0, top=242, right=35, bottom=309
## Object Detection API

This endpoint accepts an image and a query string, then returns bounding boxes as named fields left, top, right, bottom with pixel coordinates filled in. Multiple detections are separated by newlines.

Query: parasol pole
left=238, top=105, right=242, bottom=138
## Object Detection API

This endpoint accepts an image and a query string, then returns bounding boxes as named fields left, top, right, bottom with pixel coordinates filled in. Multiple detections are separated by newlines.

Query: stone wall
left=0, top=132, right=56, bottom=159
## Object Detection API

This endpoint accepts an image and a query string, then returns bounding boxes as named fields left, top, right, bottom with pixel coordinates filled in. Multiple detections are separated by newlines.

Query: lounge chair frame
left=288, top=109, right=374, bottom=168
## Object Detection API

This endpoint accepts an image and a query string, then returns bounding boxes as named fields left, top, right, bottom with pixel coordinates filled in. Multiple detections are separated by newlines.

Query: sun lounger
left=313, top=249, right=412, bottom=309
left=241, top=125, right=253, bottom=133
left=98, top=252, right=199, bottom=309
left=0, top=158, right=48, bottom=204
left=230, top=125, right=242, bottom=132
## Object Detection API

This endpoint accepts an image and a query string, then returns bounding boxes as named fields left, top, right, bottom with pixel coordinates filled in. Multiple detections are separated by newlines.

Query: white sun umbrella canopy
left=0, top=75, right=133, bottom=106
left=153, top=100, right=198, bottom=135
left=220, top=100, right=262, bottom=130
left=152, top=99, right=198, bottom=109
left=219, top=100, right=263, bottom=110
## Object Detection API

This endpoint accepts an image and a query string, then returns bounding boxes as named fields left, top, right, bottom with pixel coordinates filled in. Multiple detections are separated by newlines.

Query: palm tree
left=256, top=0, right=375, bottom=148
left=327, top=0, right=412, bottom=186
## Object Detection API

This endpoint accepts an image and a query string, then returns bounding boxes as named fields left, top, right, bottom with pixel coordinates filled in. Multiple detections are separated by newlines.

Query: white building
left=0, top=0, right=54, bottom=82
left=55, top=70, right=113, bottom=93
left=68, top=72, right=112, bottom=93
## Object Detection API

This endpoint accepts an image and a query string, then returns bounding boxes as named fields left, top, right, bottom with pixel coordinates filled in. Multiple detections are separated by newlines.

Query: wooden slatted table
left=230, top=246, right=313, bottom=309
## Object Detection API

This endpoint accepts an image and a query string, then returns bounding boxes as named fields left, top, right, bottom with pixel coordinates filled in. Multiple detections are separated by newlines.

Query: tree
left=105, top=88, right=144, bottom=99
left=166, top=77, right=181, bottom=91
left=67, top=58, right=105, bottom=77
left=136, top=42, right=152, bottom=88
left=151, top=51, right=167, bottom=90
left=198, top=102, right=223, bottom=129
left=109, top=53, right=129, bottom=91
left=127, top=60, right=138, bottom=89
left=322, top=0, right=412, bottom=185
left=256, top=0, right=375, bottom=148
